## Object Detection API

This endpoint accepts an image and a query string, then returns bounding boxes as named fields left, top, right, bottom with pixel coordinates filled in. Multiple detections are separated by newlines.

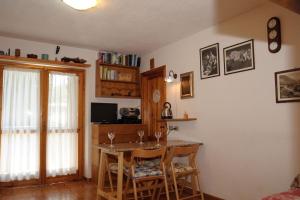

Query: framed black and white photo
left=275, top=68, right=300, bottom=103
left=223, top=39, right=255, bottom=75
left=199, top=43, right=220, bottom=79
left=180, top=71, right=194, bottom=99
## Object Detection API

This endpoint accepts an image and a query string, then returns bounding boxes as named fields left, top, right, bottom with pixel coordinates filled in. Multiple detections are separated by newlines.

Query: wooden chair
left=124, top=147, right=170, bottom=200
left=165, top=144, right=204, bottom=200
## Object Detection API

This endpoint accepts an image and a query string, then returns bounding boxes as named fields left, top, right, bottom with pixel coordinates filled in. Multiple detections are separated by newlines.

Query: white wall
left=141, top=2, right=300, bottom=200
left=0, top=36, right=140, bottom=178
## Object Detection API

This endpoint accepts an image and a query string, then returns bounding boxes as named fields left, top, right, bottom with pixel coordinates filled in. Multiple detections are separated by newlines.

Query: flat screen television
left=91, top=103, right=117, bottom=123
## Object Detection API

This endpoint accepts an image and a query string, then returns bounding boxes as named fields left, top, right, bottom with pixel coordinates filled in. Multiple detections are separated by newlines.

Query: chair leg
left=151, top=180, right=158, bottom=200
left=195, top=172, right=204, bottom=200
left=124, top=176, right=130, bottom=200
left=163, top=164, right=170, bottom=200
left=105, top=160, right=114, bottom=193
left=133, top=179, right=138, bottom=200
left=171, top=164, right=180, bottom=200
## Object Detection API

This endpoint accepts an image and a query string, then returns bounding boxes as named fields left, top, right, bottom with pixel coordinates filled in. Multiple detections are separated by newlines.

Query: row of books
left=98, top=51, right=141, bottom=67
left=100, top=67, right=133, bottom=82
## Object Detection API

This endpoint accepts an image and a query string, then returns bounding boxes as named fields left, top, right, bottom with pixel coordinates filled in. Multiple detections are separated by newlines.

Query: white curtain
left=46, top=72, right=78, bottom=177
left=0, top=68, right=40, bottom=182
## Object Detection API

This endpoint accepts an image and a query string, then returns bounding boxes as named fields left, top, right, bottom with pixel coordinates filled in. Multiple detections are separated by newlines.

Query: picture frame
left=275, top=68, right=300, bottom=103
left=180, top=71, right=194, bottom=99
left=223, top=39, right=255, bottom=75
left=199, top=43, right=220, bottom=79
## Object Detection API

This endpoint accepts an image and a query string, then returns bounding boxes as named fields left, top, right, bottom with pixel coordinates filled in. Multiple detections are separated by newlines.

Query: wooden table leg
left=117, top=152, right=124, bottom=200
left=97, top=150, right=107, bottom=200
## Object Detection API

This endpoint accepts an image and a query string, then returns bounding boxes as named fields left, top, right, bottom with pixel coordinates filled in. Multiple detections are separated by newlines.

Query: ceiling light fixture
left=62, top=0, right=98, bottom=10
left=165, top=70, right=177, bottom=83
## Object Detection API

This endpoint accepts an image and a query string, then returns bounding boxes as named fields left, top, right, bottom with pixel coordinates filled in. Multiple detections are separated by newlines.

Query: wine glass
left=137, top=130, right=144, bottom=144
left=154, top=131, right=162, bottom=147
left=107, top=132, right=115, bottom=147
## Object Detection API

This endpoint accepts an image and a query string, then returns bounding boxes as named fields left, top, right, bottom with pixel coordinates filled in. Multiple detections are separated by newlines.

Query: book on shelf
left=98, top=51, right=141, bottom=67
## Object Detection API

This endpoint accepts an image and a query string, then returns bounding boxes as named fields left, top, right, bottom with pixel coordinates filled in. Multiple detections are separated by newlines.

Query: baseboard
left=204, top=193, right=224, bottom=200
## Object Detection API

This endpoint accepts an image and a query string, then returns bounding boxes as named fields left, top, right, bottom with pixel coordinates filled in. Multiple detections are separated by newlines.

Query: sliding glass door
left=0, top=68, right=40, bottom=182
left=0, top=67, right=84, bottom=185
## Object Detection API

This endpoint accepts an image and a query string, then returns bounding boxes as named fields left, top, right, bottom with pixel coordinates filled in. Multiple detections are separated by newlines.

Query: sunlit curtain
left=0, top=68, right=40, bottom=182
left=46, top=72, right=78, bottom=177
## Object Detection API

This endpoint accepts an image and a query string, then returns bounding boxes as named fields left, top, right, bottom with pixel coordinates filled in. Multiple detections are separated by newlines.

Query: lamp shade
left=63, top=0, right=98, bottom=10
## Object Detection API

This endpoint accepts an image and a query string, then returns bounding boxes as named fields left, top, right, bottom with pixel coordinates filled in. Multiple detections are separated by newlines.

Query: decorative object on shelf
left=180, top=71, right=194, bottom=99
left=61, top=57, right=87, bottom=64
left=41, top=54, right=49, bottom=60
left=6, top=48, right=10, bottom=56
left=62, top=0, right=98, bottom=10
left=55, top=46, right=60, bottom=61
left=223, top=39, right=255, bottom=75
left=27, top=54, right=38, bottom=59
left=199, top=43, right=220, bottom=79
left=275, top=68, right=300, bottom=103
left=0, top=51, right=4, bottom=55
left=98, top=51, right=141, bottom=67
left=267, top=17, right=281, bottom=53
left=161, top=102, right=173, bottom=119
left=165, top=70, right=177, bottom=83
left=183, top=112, right=189, bottom=119
left=15, top=49, right=21, bottom=57
left=150, top=58, right=155, bottom=69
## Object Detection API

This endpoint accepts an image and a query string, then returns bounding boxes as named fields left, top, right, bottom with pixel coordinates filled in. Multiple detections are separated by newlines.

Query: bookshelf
left=95, top=60, right=141, bottom=98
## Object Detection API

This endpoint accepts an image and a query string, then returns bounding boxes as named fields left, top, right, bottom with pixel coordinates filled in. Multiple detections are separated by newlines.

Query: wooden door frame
left=141, top=65, right=167, bottom=140
left=0, top=63, right=85, bottom=187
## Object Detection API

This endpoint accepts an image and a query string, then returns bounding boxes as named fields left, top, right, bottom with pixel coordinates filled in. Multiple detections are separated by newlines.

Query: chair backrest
left=165, top=144, right=200, bottom=166
left=132, top=147, right=166, bottom=159
left=172, top=144, right=199, bottom=157
left=130, top=147, right=166, bottom=168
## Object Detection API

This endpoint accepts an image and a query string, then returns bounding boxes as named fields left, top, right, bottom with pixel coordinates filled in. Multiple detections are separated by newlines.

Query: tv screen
left=91, top=103, right=117, bottom=123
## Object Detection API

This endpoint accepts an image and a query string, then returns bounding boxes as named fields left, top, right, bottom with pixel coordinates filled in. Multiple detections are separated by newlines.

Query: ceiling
left=0, top=0, right=267, bottom=54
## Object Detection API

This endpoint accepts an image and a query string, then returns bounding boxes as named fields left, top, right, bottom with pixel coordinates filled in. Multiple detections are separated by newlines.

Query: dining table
left=95, top=139, right=203, bottom=200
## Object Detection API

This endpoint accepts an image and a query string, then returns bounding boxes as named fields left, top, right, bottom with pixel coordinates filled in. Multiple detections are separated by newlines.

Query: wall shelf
left=157, top=118, right=197, bottom=122
left=95, top=61, right=141, bottom=99
left=100, top=79, right=139, bottom=84
left=0, top=55, right=91, bottom=68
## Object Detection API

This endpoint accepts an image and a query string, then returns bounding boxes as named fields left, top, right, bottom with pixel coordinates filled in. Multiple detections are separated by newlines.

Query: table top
left=95, top=140, right=203, bottom=153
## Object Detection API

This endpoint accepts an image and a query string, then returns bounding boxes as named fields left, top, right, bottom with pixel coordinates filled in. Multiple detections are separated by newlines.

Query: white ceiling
left=0, top=0, right=267, bottom=54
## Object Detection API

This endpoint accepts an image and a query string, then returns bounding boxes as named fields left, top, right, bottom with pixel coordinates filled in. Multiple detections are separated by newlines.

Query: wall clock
left=267, top=17, right=281, bottom=53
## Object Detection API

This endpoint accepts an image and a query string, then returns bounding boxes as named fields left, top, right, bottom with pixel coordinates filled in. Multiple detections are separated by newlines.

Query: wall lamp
left=165, top=70, right=177, bottom=83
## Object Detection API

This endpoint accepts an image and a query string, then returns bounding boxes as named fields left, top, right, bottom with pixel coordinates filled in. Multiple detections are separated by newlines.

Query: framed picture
left=275, top=68, right=300, bottom=103
left=180, top=71, right=194, bottom=99
left=199, top=43, right=220, bottom=79
left=223, top=39, right=255, bottom=75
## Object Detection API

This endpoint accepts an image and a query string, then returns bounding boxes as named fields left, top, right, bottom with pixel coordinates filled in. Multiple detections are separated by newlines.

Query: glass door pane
left=0, top=68, right=40, bottom=182
left=46, top=72, right=79, bottom=177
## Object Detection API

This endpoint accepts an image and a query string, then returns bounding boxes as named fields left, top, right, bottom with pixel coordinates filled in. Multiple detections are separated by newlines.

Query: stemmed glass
left=107, top=132, right=115, bottom=147
left=137, top=130, right=144, bottom=144
left=154, top=131, right=162, bottom=147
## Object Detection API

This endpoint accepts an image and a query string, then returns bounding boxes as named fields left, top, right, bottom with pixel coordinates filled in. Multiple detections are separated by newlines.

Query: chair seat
left=109, top=159, right=162, bottom=178
left=133, top=165, right=162, bottom=178
left=173, top=162, right=194, bottom=174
